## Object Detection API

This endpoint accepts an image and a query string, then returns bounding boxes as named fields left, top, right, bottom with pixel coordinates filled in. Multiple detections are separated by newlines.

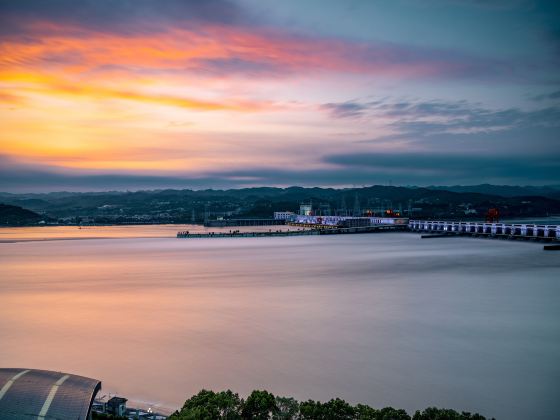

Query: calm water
left=1, top=226, right=559, bottom=418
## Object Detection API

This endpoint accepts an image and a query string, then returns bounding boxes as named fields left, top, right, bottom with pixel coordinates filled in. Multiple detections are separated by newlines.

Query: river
left=0, top=225, right=558, bottom=418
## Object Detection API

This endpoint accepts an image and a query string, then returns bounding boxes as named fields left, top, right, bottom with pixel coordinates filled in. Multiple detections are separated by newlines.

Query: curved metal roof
left=0, top=368, right=101, bottom=420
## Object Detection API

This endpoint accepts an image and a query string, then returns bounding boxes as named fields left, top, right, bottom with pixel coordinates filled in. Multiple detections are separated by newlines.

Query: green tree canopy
left=171, top=389, right=242, bottom=420
left=413, top=407, right=489, bottom=420
left=242, top=390, right=279, bottom=420
left=273, top=397, right=299, bottom=420
left=169, top=389, right=491, bottom=420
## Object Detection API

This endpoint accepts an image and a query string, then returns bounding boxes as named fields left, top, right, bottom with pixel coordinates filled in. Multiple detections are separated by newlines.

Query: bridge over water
left=409, top=220, right=560, bottom=242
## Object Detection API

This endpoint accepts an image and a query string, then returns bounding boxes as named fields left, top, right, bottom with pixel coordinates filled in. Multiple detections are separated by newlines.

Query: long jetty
left=177, top=229, right=318, bottom=238
left=177, top=225, right=405, bottom=238
left=409, top=220, right=560, bottom=242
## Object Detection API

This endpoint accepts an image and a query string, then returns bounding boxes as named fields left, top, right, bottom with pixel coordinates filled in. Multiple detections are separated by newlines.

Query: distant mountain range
left=2, top=184, right=559, bottom=200
left=426, top=184, right=560, bottom=198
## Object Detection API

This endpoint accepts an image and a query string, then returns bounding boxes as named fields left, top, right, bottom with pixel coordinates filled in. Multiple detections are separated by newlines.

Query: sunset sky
left=1, top=0, right=559, bottom=191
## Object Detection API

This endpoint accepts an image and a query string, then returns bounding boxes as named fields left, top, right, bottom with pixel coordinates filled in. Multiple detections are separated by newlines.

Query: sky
left=1, top=0, right=559, bottom=192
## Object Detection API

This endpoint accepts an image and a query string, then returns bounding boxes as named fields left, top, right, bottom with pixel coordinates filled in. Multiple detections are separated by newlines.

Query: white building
left=274, top=211, right=296, bottom=221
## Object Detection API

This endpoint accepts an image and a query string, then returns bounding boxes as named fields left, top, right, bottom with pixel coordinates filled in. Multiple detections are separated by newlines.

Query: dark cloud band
left=1, top=151, right=559, bottom=192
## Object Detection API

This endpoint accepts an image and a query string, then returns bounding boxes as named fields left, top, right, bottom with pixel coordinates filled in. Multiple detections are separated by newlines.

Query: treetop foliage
left=169, top=389, right=493, bottom=420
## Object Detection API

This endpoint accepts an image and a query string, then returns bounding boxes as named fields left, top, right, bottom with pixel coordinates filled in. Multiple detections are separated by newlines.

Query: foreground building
left=0, top=368, right=101, bottom=420
left=107, top=396, right=128, bottom=416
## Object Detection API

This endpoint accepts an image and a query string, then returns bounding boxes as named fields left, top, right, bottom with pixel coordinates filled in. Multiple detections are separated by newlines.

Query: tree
left=299, top=400, right=325, bottom=419
left=170, top=389, right=242, bottom=420
left=378, top=407, right=411, bottom=420
left=412, top=407, right=488, bottom=420
left=273, top=396, right=300, bottom=420
left=322, top=398, right=355, bottom=420
left=242, top=390, right=279, bottom=420
left=299, top=398, right=355, bottom=420
left=355, top=403, right=381, bottom=420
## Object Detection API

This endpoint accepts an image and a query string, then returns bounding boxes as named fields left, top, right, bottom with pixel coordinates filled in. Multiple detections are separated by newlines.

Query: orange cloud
left=0, top=69, right=269, bottom=111
left=0, top=92, right=25, bottom=105
left=0, top=20, right=459, bottom=81
left=0, top=18, right=477, bottom=178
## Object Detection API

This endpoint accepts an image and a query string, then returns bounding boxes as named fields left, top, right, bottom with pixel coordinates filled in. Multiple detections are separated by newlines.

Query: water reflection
left=0, top=229, right=559, bottom=419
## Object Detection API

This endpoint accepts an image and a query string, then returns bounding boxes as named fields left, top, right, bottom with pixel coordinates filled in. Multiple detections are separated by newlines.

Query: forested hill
left=1, top=185, right=559, bottom=224
left=0, top=203, right=43, bottom=226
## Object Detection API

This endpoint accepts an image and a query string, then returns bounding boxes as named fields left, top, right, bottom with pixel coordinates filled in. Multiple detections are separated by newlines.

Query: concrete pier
left=177, top=229, right=319, bottom=238
left=177, top=225, right=405, bottom=239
